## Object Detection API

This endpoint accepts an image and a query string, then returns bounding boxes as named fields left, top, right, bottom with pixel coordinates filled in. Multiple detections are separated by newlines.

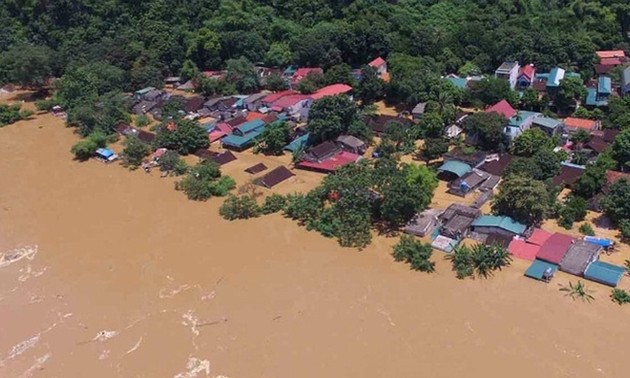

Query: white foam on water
left=124, top=337, right=143, bottom=355
left=6, top=335, right=40, bottom=360
left=173, top=357, right=210, bottom=378
left=181, top=311, right=201, bottom=337
left=17, top=353, right=51, bottom=378
left=18, top=265, right=48, bottom=282
left=0, top=245, right=38, bottom=268
left=93, top=330, right=119, bottom=342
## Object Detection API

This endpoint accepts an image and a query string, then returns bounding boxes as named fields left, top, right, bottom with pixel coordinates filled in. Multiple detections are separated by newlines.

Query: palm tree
left=559, top=280, right=595, bottom=302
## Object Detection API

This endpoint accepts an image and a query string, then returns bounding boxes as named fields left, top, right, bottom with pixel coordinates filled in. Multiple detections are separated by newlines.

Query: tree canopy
left=492, top=175, right=549, bottom=225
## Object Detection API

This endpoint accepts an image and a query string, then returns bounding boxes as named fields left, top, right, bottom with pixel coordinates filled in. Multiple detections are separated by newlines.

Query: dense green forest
left=1, top=0, right=629, bottom=90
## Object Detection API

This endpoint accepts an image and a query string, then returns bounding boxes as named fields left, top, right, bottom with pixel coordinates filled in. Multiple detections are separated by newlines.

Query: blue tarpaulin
left=584, top=236, right=613, bottom=248
left=95, top=148, right=114, bottom=159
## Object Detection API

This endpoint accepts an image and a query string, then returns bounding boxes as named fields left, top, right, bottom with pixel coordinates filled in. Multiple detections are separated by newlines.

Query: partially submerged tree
left=176, top=159, right=235, bottom=200
left=307, top=94, right=360, bottom=144
left=511, top=128, right=555, bottom=157
left=122, top=136, right=150, bottom=168
left=155, top=119, right=209, bottom=155
left=559, top=280, right=595, bottom=303
left=392, top=235, right=435, bottom=273
left=462, top=112, right=509, bottom=151
left=219, top=194, right=261, bottom=220
left=254, top=121, right=291, bottom=155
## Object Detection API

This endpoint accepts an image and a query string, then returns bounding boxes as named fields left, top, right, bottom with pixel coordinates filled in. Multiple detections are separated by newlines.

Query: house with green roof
left=222, top=129, right=264, bottom=150
left=506, top=111, right=541, bottom=140
left=470, top=215, right=527, bottom=238
left=532, top=116, right=563, bottom=136
left=437, top=160, right=472, bottom=180
left=446, top=76, right=467, bottom=90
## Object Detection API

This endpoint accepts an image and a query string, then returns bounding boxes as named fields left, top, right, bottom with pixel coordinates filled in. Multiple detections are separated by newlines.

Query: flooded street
left=2, top=108, right=630, bottom=378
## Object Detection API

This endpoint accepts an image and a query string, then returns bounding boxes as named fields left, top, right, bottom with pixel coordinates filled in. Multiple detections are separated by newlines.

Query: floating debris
left=93, top=330, right=118, bottom=342
left=0, top=245, right=38, bottom=268
left=6, top=335, right=40, bottom=360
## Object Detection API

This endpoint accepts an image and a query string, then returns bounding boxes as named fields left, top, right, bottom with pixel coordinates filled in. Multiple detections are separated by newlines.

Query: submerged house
left=559, top=240, right=601, bottom=276
left=437, top=160, right=472, bottom=181
left=221, top=119, right=266, bottom=150
left=470, top=215, right=527, bottom=238
left=438, top=204, right=481, bottom=240
left=404, top=209, right=442, bottom=237
left=296, top=141, right=362, bottom=173
left=336, top=135, right=366, bottom=155
left=363, top=114, right=413, bottom=135
left=368, top=57, right=387, bottom=75
left=448, top=169, right=499, bottom=197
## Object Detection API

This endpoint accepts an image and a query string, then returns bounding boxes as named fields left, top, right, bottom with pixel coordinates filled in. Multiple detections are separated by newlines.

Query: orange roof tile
left=564, top=117, right=597, bottom=130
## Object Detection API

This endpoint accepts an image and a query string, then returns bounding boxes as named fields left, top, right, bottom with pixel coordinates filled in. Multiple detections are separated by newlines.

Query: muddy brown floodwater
left=2, top=99, right=630, bottom=378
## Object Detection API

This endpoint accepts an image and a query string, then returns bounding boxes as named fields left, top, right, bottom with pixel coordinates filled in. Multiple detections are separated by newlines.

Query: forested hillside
left=1, top=0, right=629, bottom=89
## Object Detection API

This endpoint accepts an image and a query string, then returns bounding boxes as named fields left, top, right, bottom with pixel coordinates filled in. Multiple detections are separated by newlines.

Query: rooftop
left=496, top=61, right=519, bottom=72
left=486, top=100, right=517, bottom=119
left=297, top=151, right=361, bottom=173
left=585, top=88, right=608, bottom=107
left=519, top=64, right=535, bottom=79
left=533, top=116, right=562, bottom=129
left=471, top=215, right=527, bottom=235
left=438, top=160, right=472, bottom=178
left=368, top=57, right=386, bottom=67
left=596, top=50, right=626, bottom=59
left=447, top=77, right=467, bottom=89
left=508, top=239, right=540, bottom=261
left=564, top=117, right=597, bottom=130
left=598, top=76, right=612, bottom=95
left=547, top=67, right=566, bottom=87
left=559, top=240, right=601, bottom=276
left=536, top=232, right=575, bottom=264
left=311, top=84, right=353, bottom=100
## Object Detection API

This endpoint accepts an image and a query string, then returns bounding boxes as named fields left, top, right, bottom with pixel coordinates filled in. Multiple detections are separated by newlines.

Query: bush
left=261, top=194, right=287, bottom=214
left=158, top=150, right=188, bottom=175
left=122, top=136, right=150, bottom=168
left=579, top=223, right=595, bottom=236
left=392, top=234, right=435, bottom=273
left=70, top=131, right=108, bottom=161
left=34, top=99, right=57, bottom=112
left=135, top=114, right=150, bottom=128
left=19, top=109, right=35, bottom=119
left=470, top=243, right=512, bottom=278
left=610, top=288, right=630, bottom=305
left=219, top=194, right=261, bottom=220
left=176, top=160, right=235, bottom=200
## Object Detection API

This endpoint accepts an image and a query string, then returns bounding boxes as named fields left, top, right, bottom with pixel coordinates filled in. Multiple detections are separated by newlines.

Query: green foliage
left=158, top=150, right=188, bottom=175
left=70, top=131, right=108, bottom=161
left=296, top=71, right=325, bottom=94
left=135, top=114, right=150, bottom=128
left=0, top=104, right=27, bottom=126
left=611, top=128, right=630, bottom=171
left=520, top=88, right=541, bottom=111
left=122, top=136, right=150, bottom=168
left=265, top=42, right=293, bottom=68
left=559, top=280, right=595, bottom=303
left=176, top=160, right=236, bottom=201
left=417, top=112, right=444, bottom=139
left=324, top=63, right=356, bottom=87
left=504, top=149, right=561, bottom=181
left=420, top=138, right=449, bottom=162
left=492, top=175, right=549, bottom=225
left=392, top=235, right=435, bottom=273
left=579, top=223, right=595, bottom=236
left=225, top=57, right=259, bottom=94
left=0, top=43, right=55, bottom=88
left=219, top=195, right=261, bottom=220
left=180, top=59, right=200, bottom=83
left=468, top=77, right=518, bottom=107
left=462, top=112, right=509, bottom=152
left=254, top=121, right=291, bottom=155
left=511, top=128, right=555, bottom=157
left=555, top=77, right=587, bottom=113
left=570, top=129, right=591, bottom=145
left=446, top=246, right=474, bottom=279
left=355, top=66, right=384, bottom=105
left=65, top=91, right=131, bottom=136
left=600, top=179, right=630, bottom=227
left=155, top=119, right=209, bottom=155
left=559, top=195, right=588, bottom=228
left=610, top=289, right=630, bottom=305
left=261, top=194, right=287, bottom=215
left=264, top=73, right=289, bottom=92
left=572, top=163, right=607, bottom=198
left=34, top=99, right=57, bottom=112
left=469, top=243, right=512, bottom=278
left=308, top=95, right=359, bottom=144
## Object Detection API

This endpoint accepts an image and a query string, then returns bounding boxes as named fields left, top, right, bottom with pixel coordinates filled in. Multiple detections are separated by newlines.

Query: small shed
left=524, top=259, right=558, bottom=282
left=336, top=135, right=366, bottom=154
left=584, top=261, right=625, bottom=287
left=470, top=215, right=527, bottom=237
left=404, top=209, right=442, bottom=237
left=256, top=166, right=295, bottom=188
left=95, top=148, right=118, bottom=163
left=245, top=163, right=268, bottom=174
left=559, top=240, right=601, bottom=276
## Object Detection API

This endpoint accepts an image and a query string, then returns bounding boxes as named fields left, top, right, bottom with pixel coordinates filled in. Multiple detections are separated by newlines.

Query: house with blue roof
left=284, top=133, right=310, bottom=153
left=437, top=160, right=472, bottom=181
left=534, top=68, right=581, bottom=93
left=234, top=119, right=265, bottom=136
left=585, top=76, right=612, bottom=107
left=222, top=129, right=265, bottom=150
left=446, top=76, right=467, bottom=90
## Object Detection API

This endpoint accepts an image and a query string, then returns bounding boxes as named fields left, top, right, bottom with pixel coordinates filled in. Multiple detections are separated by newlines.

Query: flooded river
left=1, top=104, right=630, bottom=378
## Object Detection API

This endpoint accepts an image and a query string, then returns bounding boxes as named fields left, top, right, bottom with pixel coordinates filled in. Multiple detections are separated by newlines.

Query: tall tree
left=355, top=65, right=384, bottom=105
left=492, top=175, right=549, bottom=225
left=308, top=95, right=359, bottom=144
left=225, top=57, right=259, bottom=94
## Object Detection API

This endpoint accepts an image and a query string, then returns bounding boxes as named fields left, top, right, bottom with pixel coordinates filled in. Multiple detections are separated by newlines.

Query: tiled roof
left=596, top=50, right=626, bottom=59
left=564, top=117, right=597, bottom=130
left=486, top=99, right=517, bottom=119
left=519, top=64, right=535, bottom=79
left=368, top=57, right=386, bottom=67
left=311, top=84, right=352, bottom=100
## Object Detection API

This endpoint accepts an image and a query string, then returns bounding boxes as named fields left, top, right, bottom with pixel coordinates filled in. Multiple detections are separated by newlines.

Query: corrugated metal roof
left=471, top=215, right=527, bottom=235
left=598, top=76, right=612, bottom=94
left=547, top=67, right=565, bottom=87
left=622, top=67, right=630, bottom=87
left=584, top=261, right=625, bottom=287
left=438, top=160, right=472, bottom=178
left=284, top=133, right=310, bottom=152
left=524, top=259, right=558, bottom=280
left=533, top=116, right=562, bottom=129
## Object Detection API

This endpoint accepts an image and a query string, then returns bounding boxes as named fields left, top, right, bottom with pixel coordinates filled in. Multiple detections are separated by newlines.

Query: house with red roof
left=208, top=122, right=232, bottom=143
left=368, top=57, right=387, bottom=75
left=310, top=84, right=353, bottom=100
left=260, top=90, right=297, bottom=108
left=296, top=141, right=362, bottom=173
left=563, top=117, right=599, bottom=133
left=596, top=50, right=626, bottom=60
left=535, top=232, right=575, bottom=265
left=516, top=64, right=535, bottom=89
left=485, top=99, right=517, bottom=120
left=508, top=238, right=540, bottom=261
left=270, top=94, right=311, bottom=114
left=291, top=67, right=323, bottom=87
